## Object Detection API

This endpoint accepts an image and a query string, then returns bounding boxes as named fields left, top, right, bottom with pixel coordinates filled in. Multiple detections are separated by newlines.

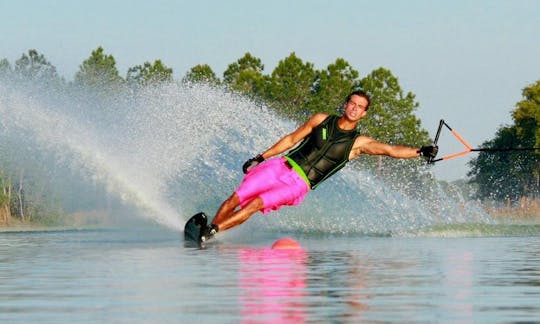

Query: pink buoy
left=271, top=237, right=302, bottom=250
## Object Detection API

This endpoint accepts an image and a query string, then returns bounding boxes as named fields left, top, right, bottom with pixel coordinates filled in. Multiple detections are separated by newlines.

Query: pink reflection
left=443, top=251, right=474, bottom=319
left=239, top=243, right=308, bottom=323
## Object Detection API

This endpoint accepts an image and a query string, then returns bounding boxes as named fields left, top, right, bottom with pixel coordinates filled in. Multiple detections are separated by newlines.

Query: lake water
left=1, top=225, right=540, bottom=323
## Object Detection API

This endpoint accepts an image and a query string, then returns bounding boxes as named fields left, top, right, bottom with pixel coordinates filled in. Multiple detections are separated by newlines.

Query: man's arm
left=349, top=135, right=421, bottom=160
left=260, top=113, right=329, bottom=159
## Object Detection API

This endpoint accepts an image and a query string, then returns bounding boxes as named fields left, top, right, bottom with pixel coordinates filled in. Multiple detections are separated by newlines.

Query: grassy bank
left=482, top=197, right=540, bottom=223
left=0, top=210, right=114, bottom=231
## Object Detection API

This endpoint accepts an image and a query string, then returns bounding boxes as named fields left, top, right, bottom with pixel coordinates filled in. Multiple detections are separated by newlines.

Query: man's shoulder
left=312, top=112, right=331, bottom=119
left=354, top=135, right=375, bottom=145
left=307, top=113, right=330, bottom=125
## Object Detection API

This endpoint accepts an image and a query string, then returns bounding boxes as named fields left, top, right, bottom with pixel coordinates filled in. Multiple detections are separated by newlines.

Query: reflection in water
left=237, top=244, right=372, bottom=323
left=441, top=250, right=474, bottom=320
left=305, top=251, right=370, bottom=322
left=238, top=246, right=308, bottom=323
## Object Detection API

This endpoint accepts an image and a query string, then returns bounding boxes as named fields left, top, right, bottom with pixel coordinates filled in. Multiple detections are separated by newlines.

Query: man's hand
left=418, top=144, right=439, bottom=159
left=242, top=154, right=265, bottom=174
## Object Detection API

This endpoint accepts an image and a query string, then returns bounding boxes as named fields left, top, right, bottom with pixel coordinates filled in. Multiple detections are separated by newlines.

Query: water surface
left=1, top=227, right=539, bottom=323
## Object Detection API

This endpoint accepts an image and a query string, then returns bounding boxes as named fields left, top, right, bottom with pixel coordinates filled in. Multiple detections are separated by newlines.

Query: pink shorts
left=236, top=157, right=310, bottom=214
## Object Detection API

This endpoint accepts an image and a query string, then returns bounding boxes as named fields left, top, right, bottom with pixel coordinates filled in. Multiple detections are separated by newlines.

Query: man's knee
left=227, top=193, right=240, bottom=206
left=246, top=196, right=264, bottom=211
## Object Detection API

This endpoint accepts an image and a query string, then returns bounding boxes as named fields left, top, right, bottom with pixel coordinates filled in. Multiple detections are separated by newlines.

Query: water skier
left=196, top=90, right=437, bottom=242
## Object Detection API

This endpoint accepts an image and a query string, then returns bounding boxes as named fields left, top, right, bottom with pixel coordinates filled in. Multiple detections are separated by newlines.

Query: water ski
left=184, top=212, right=208, bottom=246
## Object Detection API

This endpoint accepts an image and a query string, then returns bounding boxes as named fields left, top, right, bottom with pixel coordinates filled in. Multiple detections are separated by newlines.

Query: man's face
left=344, top=95, right=369, bottom=121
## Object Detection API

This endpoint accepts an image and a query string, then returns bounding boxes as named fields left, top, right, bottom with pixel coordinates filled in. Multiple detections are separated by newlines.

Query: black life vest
left=286, top=115, right=359, bottom=189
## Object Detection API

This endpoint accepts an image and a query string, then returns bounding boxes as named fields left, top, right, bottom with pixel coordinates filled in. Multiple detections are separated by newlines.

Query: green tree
left=513, top=80, right=540, bottom=194
left=0, top=58, right=12, bottom=79
left=307, top=58, right=360, bottom=115
left=265, top=52, right=316, bottom=118
left=222, top=52, right=265, bottom=97
left=359, top=67, right=428, bottom=145
left=183, top=64, right=220, bottom=85
left=513, top=80, right=540, bottom=148
left=126, top=59, right=173, bottom=87
left=468, top=126, right=537, bottom=202
left=14, top=49, right=61, bottom=84
left=74, top=46, right=123, bottom=94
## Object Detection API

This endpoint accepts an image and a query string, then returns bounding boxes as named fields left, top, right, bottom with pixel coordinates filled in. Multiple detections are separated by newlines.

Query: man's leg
left=211, top=192, right=241, bottom=226
left=211, top=193, right=263, bottom=232
left=217, top=196, right=263, bottom=231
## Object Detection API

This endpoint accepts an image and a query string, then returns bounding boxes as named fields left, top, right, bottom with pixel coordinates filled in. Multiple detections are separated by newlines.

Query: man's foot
left=199, top=224, right=219, bottom=243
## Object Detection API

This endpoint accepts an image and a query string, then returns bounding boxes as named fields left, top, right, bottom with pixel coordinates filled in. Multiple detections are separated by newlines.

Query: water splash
left=0, top=79, right=490, bottom=234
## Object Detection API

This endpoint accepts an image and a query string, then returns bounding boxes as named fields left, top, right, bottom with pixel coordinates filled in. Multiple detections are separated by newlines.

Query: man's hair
left=346, top=90, right=371, bottom=111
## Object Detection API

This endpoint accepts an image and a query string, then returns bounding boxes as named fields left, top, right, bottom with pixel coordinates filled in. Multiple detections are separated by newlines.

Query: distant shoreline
left=0, top=218, right=103, bottom=233
left=0, top=224, right=92, bottom=233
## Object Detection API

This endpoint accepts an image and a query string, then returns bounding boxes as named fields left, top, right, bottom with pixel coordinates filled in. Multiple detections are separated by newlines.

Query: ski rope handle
left=429, top=119, right=540, bottom=164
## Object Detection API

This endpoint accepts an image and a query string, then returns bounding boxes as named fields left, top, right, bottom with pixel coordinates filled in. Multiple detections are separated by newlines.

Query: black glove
left=418, top=144, right=438, bottom=159
left=242, top=154, right=265, bottom=174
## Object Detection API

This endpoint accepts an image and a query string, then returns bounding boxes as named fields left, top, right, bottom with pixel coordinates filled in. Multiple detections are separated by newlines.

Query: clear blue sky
left=2, top=0, right=539, bottom=180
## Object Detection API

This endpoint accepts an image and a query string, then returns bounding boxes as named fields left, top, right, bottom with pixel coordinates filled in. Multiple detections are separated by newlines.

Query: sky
left=1, top=0, right=539, bottom=181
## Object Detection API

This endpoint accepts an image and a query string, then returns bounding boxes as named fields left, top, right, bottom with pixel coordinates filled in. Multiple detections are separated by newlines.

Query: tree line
left=467, top=80, right=540, bottom=204
left=1, top=46, right=539, bottom=224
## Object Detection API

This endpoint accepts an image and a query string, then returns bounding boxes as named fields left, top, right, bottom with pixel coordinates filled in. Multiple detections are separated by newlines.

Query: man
left=198, top=90, right=437, bottom=242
